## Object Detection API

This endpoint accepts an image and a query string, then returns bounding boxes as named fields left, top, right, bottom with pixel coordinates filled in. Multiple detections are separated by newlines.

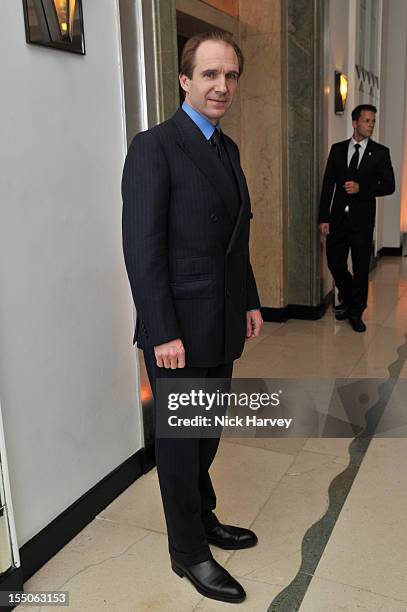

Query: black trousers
left=326, top=215, right=374, bottom=316
left=143, top=349, right=233, bottom=566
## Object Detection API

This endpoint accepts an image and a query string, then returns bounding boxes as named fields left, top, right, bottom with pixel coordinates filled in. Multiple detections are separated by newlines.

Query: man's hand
left=246, top=310, right=263, bottom=339
left=154, top=338, right=185, bottom=369
left=344, top=181, right=359, bottom=194
left=319, top=222, right=330, bottom=236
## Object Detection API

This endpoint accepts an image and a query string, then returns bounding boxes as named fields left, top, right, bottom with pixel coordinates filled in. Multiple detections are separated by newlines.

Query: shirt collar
left=182, top=101, right=220, bottom=140
left=350, top=136, right=369, bottom=151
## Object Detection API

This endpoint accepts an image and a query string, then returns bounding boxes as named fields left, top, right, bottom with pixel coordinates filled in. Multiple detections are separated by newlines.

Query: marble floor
left=21, top=257, right=407, bottom=611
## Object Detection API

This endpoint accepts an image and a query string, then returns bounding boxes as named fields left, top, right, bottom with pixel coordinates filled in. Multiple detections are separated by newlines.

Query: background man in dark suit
left=122, top=31, right=263, bottom=604
left=319, top=104, right=395, bottom=332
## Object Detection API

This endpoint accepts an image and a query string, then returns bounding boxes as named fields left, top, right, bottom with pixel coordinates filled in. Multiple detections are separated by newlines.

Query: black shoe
left=335, top=301, right=348, bottom=320
left=335, top=309, right=349, bottom=321
left=206, top=523, right=258, bottom=550
left=334, top=300, right=347, bottom=313
left=171, top=558, right=246, bottom=603
left=349, top=315, right=366, bottom=332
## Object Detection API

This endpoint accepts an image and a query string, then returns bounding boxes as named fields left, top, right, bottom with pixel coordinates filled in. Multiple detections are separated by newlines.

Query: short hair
left=179, top=31, right=244, bottom=79
left=352, top=104, right=377, bottom=121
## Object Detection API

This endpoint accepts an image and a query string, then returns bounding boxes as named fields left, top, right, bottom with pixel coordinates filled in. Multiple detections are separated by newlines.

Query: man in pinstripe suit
left=122, top=31, right=262, bottom=604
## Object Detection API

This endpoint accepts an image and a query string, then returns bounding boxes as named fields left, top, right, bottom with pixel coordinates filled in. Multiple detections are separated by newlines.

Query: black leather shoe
left=349, top=316, right=366, bottom=332
left=206, top=523, right=258, bottom=550
left=334, top=299, right=349, bottom=320
left=335, top=309, right=349, bottom=321
left=171, top=558, right=246, bottom=603
left=334, top=301, right=347, bottom=315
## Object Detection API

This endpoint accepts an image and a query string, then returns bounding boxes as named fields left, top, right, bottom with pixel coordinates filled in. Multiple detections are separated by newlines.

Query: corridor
left=22, top=256, right=407, bottom=611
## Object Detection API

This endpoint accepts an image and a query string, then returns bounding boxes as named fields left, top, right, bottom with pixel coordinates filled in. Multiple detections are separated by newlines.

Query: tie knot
left=354, top=143, right=361, bottom=150
left=210, top=129, right=221, bottom=146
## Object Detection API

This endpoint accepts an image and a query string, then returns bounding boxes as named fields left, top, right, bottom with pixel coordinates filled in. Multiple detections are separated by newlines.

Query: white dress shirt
left=347, top=137, right=369, bottom=167
left=345, top=137, right=369, bottom=211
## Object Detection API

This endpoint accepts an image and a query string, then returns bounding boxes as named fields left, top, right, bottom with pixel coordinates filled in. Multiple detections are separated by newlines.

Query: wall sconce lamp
left=23, top=0, right=85, bottom=54
left=53, top=0, right=76, bottom=41
left=335, top=71, right=348, bottom=114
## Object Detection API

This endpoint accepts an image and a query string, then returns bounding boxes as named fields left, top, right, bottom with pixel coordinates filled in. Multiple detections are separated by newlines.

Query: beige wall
left=175, top=0, right=286, bottom=307
left=239, top=1, right=285, bottom=308
left=201, top=0, right=238, bottom=17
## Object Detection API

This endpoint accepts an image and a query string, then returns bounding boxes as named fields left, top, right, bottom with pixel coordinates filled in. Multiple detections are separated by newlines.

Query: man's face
left=352, top=110, right=376, bottom=140
left=179, top=40, right=240, bottom=125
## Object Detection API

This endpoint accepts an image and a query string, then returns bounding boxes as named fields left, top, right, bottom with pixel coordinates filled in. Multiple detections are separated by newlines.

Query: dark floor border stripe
left=0, top=566, right=24, bottom=611
left=268, top=333, right=407, bottom=611
left=261, top=291, right=333, bottom=323
left=19, top=446, right=154, bottom=583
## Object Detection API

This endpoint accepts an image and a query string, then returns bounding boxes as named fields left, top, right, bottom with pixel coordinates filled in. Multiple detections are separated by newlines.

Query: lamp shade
left=335, top=71, right=348, bottom=114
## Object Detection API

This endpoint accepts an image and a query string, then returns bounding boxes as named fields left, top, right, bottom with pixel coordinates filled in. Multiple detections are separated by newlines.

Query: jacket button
left=210, top=214, right=218, bottom=222
left=226, top=290, right=230, bottom=297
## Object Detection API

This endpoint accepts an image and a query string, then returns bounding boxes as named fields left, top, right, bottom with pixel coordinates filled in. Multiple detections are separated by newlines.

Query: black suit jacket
left=318, top=138, right=395, bottom=231
left=122, top=108, right=260, bottom=367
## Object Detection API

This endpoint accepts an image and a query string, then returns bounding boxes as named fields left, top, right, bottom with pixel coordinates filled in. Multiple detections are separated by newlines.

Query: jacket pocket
left=170, top=278, right=214, bottom=299
left=173, top=256, right=212, bottom=278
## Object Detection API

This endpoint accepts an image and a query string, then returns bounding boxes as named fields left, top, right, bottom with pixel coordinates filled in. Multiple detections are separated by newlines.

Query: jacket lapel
left=357, top=139, right=375, bottom=171
left=222, top=135, right=249, bottom=207
left=222, top=135, right=250, bottom=253
left=342, top=138, right=351, bottom=169
left=172, top=108, right=240, bottom=225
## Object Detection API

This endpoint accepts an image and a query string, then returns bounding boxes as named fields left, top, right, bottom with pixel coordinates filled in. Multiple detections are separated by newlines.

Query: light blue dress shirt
left=182, top=101, right=220, bottom=140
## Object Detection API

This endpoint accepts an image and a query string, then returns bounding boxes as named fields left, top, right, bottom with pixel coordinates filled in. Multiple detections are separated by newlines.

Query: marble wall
left=238, top=0, right=286, bottom=308
left=286, top=0, right=324, bottom=306
left=147, top=0, right=325, bottom=310
left=150, top=0, right=179, bottom=122
left=239, top=0, right=324, bottom=309
left=200, top=0, right=238, bottom=17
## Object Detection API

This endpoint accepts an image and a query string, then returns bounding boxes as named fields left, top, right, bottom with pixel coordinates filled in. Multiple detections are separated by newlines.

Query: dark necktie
left=210, top=129, right=224, bottom=162
left=209, top=129, right=240, bottom=220
left=210, top=129, right=236, bottom=188
left=348, top=143, right=361, bottom=173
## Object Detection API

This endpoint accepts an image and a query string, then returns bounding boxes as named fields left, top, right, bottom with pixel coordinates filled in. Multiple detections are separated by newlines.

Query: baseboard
left=261, top=290, right=333, bottom=322
left=377, top=246, right=403, bottom=257
left=19, top=446, right=154, bottom=583
left=0, top=566, right=24, bottom=611
left=260, top=306, right=287, bottom=322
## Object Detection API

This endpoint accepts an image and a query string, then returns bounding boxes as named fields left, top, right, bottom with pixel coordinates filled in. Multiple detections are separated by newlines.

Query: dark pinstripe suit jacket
left=122, top=107, right=260, bottom=367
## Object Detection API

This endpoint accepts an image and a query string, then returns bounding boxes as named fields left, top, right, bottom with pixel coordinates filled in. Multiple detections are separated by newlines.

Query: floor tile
left=210, top=441, right=294, bottom=527
left=99, top=468, right=166, bottom=533
left=24, top=519, right=148, bottom=593
left=312, top=438, right=407, bottom=602
left=303, top=438, right=351, bottom=461
left=348, top=325, right=407, bottom=378
left=299, top=576, right=407, bottom=612
left=225, top=451, right=346, bottom=587
left=194, top=578, right=282, bottom=611
left=36, top=532, right=202, bottom=612
left=222, top=436, right=308, bottom=455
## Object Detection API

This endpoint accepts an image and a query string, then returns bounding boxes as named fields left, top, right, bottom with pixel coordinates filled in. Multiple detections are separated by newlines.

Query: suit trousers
left=326, top=214, right=374, bottom=316
left=143, top=348, right=233, bottom=566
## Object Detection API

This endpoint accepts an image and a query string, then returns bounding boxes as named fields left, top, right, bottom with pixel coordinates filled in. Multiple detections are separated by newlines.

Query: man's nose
left=214, top=74, right=227, bottom=93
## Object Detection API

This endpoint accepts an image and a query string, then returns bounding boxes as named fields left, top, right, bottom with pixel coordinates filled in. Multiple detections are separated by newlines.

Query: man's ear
left=179, top=74, right=190, bottom=95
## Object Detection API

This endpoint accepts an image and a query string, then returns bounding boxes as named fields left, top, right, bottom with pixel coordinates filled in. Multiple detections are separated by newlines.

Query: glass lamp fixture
left=52, top=0, right=76, bottom=41
left=23, top=0, right=85, bottom=54
left=334, top=71, right=348, bottom=114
